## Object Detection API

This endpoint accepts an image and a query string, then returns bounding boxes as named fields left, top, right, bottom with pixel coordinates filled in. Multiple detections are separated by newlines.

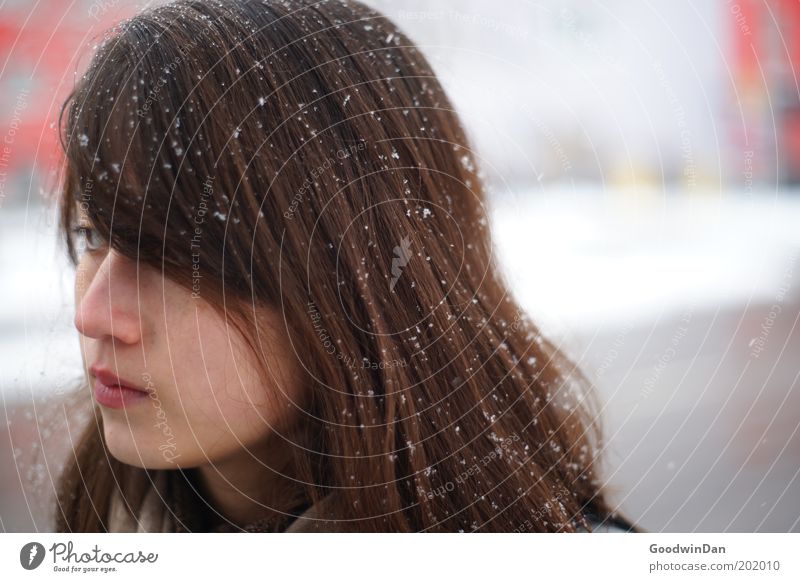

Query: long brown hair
left=56, top=0, right=632, bottom=532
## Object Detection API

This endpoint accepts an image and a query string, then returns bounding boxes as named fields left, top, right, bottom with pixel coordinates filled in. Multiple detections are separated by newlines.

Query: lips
left=90, top=366, right=150, bottom=409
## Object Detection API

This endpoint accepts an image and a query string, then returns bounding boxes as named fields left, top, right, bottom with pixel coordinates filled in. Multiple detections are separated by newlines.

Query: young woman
left=55, top=0, right=637, bottom=532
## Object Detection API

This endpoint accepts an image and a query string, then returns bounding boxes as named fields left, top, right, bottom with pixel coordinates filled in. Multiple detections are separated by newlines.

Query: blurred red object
left=0, top=2, right=137, bottom=194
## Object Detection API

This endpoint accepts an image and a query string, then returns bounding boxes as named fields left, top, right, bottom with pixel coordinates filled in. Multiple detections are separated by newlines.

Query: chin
left=102, top=421, right=186, bottom=469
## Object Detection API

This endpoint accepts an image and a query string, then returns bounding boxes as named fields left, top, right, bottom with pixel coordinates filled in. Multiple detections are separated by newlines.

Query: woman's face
left=72, top=225, right=302, bottom=470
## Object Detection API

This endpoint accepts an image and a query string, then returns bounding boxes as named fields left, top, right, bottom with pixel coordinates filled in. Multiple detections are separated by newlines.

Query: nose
left=74, top=250, right=142, bottom=344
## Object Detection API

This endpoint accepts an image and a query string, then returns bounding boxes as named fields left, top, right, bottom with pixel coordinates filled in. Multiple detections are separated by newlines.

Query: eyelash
left=71, top=225, right=106, bottom=253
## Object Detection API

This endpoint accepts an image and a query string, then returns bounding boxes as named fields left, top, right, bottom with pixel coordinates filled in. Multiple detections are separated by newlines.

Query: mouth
left=89, top=366, right=151, bottom=409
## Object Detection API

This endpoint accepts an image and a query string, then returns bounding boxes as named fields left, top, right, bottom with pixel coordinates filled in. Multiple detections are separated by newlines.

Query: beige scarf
left=107, top=471, right=335, bottom=533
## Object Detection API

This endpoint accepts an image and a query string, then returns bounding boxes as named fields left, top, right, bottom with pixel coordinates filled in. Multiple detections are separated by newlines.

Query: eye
left=71, top=225, right=106, bottom=254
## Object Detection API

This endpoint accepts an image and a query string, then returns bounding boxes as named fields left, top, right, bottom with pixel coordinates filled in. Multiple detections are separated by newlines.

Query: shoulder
left=284, top=498, right=640, bottom=533
left=581, top=514, right=638, bottom=533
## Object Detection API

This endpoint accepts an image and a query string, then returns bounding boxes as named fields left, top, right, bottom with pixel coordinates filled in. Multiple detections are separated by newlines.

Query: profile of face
left=73, top=225, right=302, bottom=471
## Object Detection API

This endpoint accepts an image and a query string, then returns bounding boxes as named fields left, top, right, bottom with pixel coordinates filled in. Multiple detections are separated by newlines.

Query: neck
left=195, top=439, right=304, bottom=528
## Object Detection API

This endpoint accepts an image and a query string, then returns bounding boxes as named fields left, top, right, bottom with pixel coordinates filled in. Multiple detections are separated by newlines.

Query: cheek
left=160, top=303, right=279, bottom=426
left=149, top=278, right=301, bottom=455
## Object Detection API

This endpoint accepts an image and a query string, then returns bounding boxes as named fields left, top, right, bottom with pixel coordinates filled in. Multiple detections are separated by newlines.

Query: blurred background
left=1, top=0, right=798, bottom=532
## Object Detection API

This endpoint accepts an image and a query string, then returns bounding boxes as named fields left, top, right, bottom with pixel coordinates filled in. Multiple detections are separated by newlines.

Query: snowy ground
left=1, top=186, right=799, bottom=531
